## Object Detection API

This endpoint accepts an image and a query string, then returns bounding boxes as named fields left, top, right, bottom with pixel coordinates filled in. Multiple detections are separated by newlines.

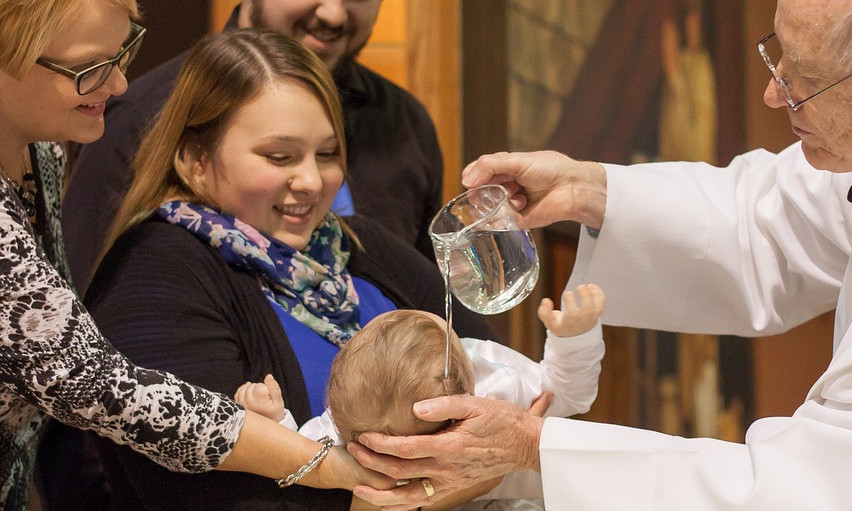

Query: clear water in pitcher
left=433, top=228, right=539, bottom=315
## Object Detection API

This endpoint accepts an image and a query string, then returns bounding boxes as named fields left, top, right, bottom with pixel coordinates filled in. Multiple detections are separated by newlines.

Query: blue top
left=273, top=276, right=396, bottom=417
left=330, top=181, right=355, bottom=216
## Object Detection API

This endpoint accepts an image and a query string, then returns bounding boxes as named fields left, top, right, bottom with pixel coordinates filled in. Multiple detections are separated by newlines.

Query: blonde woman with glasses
left=0, top=2, right=392, bottom=509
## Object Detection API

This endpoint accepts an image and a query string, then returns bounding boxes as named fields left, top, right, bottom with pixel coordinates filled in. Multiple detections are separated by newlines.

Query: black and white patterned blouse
left=0, top=142, right=245, bottom=510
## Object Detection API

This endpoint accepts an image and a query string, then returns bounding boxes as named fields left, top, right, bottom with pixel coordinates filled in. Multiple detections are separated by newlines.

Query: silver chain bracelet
left=276, top=435, right=336, bottom=489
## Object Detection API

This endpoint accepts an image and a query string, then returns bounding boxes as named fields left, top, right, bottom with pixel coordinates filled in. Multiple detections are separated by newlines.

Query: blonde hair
left=0, top=0, right=139, bottom=79
left=327, top=309, right=475, bottom=443
left=99, top=29, right=348, bottom=268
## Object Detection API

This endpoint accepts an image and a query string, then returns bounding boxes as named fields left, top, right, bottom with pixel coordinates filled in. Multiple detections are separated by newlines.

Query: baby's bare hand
left=537, top=283, right=605, bottom=337
left=234, top=374, right=286, bottom=422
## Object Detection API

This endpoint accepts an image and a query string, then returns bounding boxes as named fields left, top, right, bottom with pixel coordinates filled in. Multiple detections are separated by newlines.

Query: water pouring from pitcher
left=429, top=184, right=540, bottom=378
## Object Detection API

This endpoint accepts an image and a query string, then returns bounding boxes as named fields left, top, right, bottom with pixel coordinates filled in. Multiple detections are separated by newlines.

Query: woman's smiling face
left=0, top=0, right=134, bottom=146
left=194, top=80, right=344, bottom=251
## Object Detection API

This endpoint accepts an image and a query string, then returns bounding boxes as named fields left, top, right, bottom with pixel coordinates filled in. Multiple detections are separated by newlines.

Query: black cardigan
left=85, top=215, right=499, bottom=511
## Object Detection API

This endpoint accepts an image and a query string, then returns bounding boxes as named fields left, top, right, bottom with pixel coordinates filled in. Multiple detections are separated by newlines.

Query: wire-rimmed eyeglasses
left=35, top=21, right=146, bottom=96
left=757, top=32, right=851, bottom=111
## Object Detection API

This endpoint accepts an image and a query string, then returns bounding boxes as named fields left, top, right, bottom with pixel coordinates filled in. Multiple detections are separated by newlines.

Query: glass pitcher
left=429, top=184, right=539, bottom=315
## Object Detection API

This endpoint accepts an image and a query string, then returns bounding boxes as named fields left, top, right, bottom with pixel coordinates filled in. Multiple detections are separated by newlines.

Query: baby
left=236, top=284, right=605, bottom=507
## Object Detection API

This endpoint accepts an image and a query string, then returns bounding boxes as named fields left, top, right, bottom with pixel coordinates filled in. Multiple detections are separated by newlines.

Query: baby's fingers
left=537, top=297, right=555, bottom=322
left=263, top=374, right=283, bottom=398
left=540, top=284, right=606, bottom=337
left=234, top=382, right=252, bottom=405
left=248, top=382, right=272, bottom=402
left=561, top=288, right=579, bottom=311
left=263, top=374, right=286, bottom=407
left=573, top=284, right=605, bottom=315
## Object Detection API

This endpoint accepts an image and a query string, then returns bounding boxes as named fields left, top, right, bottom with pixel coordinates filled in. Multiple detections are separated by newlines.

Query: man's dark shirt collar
left=225, top=5, right=240, bottom=30
left=332, top=56, right=368, bottom=104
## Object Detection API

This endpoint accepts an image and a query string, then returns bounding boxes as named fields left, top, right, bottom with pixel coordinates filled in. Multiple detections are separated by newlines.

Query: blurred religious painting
left=659, top=0, right=717, bottom=164
left=504, top=0, right=750, bottom=442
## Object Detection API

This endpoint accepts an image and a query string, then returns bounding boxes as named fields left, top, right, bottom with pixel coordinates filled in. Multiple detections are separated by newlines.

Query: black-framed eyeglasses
left=757, top=32, right=851, bottom=111
left=35, top=21, right=146, bottom=96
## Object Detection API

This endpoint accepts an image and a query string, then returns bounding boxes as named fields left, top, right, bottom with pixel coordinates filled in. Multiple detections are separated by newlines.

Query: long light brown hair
left=100, top=29, right=348, bottom=269
left=0, top=0, right=139, bottom=79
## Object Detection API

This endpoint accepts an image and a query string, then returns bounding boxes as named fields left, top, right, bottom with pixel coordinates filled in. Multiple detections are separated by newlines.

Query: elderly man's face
left=240, top=0, right=382, bottom=71
left=765, top=0, right=852, bottom=172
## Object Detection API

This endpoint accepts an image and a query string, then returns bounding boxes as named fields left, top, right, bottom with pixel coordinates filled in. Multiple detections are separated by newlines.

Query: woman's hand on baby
left=234, top=374, right=286, bottom=423
left=312, top=444, right=398, bottom=495
left=537, top=283, right=605, bottom=337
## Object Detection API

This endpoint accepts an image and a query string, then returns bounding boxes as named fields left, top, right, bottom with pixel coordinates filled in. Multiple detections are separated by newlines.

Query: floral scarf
left=158, top=201, right=360, bottom=346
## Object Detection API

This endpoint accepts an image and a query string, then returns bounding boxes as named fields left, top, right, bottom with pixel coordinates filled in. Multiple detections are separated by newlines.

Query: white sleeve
left=569, top=143, right=852, bottom=336
left=541, top=321, right=604, bottom=417
left=277, top=409, right=300, bottom=431
left=462, top=338, right=551, bottom=412
left=463, top=327, right=603, bottom=419
left=539, top=413, right=852, bottom=510
left=297, top=409, right=343, bottom=445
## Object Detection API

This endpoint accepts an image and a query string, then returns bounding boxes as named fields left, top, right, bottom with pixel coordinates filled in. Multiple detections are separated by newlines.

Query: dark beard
left=247, top=0, right=370, bottom=73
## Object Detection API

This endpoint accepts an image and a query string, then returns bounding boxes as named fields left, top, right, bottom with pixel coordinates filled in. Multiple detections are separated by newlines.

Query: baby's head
left=326, top=309, right=475, bottom=443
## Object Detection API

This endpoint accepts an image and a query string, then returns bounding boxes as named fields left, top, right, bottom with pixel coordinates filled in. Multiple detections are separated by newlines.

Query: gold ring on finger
left=421, top=478, right=435, bottom=498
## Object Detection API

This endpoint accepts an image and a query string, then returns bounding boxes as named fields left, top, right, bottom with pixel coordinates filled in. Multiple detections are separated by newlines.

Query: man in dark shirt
left=62, top=0, right=444, bottom=297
